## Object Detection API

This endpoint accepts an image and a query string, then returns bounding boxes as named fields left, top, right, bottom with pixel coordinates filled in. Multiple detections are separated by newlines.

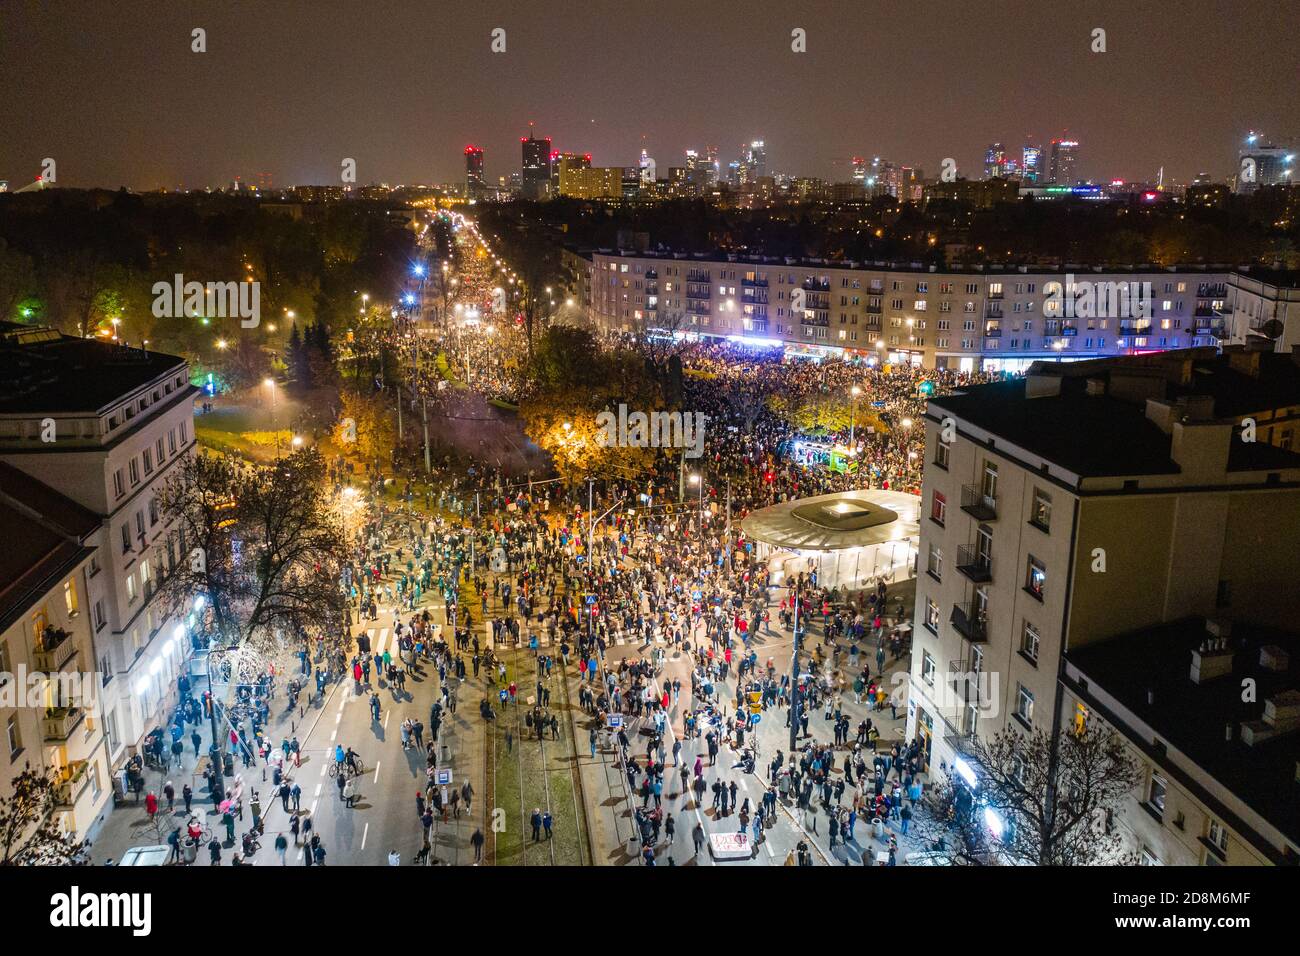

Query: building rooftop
left=0, top=465, right=98, bottom=634
left=929, top=350, right=1300, bottom=479
left=741, top=489, right=919, bottom=551
left=581, top=247, right=1246, bottom=277
left=0, top=322, right=187, bottom=414
left=1066, top=617, right=1300, bottom=856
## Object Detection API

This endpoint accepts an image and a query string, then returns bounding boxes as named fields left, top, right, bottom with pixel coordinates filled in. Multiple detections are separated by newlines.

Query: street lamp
left=847, top=385, right=862, bottom=490
left=689, top=472, right=704, bottom=528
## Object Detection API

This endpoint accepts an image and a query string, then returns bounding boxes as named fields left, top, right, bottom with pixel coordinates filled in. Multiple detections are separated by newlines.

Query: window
left=129, top=459, right=140, bottom=486
left=157, top=437, right=166, bottom=463
left=1016, top=684, right=1035, bottom=725
left=179, top=421, right=188, bottom=444
left=930, top=490, right=946, bottom=526
left=63, top=580, right=78, bottom=617
left=927, top=544, right=943, bottom=581
left=93, top=599, right=106, bottom=630
left=934, top=440, right=950, bottom=469
left=149, top=498, right=159, bottom=527
left=135, top=511, right=145, bottom=538
left=1207, top=819, right=1229, bottom=855
left=1021, top=621, right=1040, bottom=663
left=921, top=651, right=936, bottom=685
left=1025, top=556, right=1046, bottom=600
left=142, top=448, right=153, bottom=475
left=1031, top=488, right=1052, bottom=532
left=168, top=430, right=177, bottom=455
left=126, top=572, right=137, bottom=604
left=1140, top=847, right=1161, bottom=866
left=6, top=715, right=21, bottom=760
left=113, top=470, right=125, bottom=499
left=924, top=599, right=939, bottom=633
left=1073, top=702, right=1089, bottom=735
left=1147, top=774, right=1168, bottom=817
left=121, top=524, right=132, bottom=554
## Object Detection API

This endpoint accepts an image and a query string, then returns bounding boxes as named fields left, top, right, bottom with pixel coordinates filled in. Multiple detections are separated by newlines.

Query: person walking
left=530, top=807, right=542, bottom=842
left=274, top=832, right=288, bottom=865
left=471, top=828, right=485, bottom=862
left=692, top=822, right=706, bottom=857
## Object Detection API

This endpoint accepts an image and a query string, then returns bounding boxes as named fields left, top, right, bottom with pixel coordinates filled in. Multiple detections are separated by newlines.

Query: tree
left=0, top=767, right=85, bottom=865
left=944, top=724, right=1141, bottom=866
left=521, top=391, right=656, bottom=485
left=767, top=393, right=885, bottom=436
left=338, top=390, right=397, bottom=463
left=155, top=448, right=348, bottom=659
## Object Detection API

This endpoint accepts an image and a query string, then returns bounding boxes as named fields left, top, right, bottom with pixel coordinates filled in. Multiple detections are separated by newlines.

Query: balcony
left=685, top=288, right=711, bottom=300
left=742, top=277, right=768, bottom=288
left=33, top=627, right=77, bottom=672
left=956, top=545, right=993, bottom=583
left=1118, top=320, right=1151, bottom=336
left=802, top=280, right=830, bottom=292
left=42, top=707, right=85, bottom=742
left=950, top=603, right=989, bottom=643
left=960, top=484, right=997, bottom=521
left=53, top=761, right=92, bottom=809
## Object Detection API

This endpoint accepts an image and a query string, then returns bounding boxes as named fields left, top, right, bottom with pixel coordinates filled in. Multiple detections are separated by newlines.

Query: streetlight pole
left=789, top=589, right=801, bottom=754
left=848, top=385, right=861, bottom=490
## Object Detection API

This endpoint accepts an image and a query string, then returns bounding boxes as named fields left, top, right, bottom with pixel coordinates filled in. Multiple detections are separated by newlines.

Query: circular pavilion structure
left=741, top=489, right=919, bottom=592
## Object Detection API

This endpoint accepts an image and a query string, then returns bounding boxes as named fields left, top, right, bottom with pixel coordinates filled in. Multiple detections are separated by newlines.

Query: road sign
left=585, top=594, right=598, bottom=605
left=749, top=704, right=762, bottom=715
left=434, top=768, right=453, bottom=786
left=607, top=714, right=623, bottom=729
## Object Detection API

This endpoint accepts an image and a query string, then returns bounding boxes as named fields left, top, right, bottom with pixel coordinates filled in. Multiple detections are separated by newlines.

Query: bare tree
left=155, top=447, right=348, bottom=661
left=936, top=724, right=1141, bottom=866
left=0, top=768, right=86, bottom=866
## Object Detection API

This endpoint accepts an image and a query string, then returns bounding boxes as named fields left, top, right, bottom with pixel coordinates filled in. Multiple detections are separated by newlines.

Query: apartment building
left=0, top=463, right=112, bottom=845
left=905, top=350, right=1300, bottom=776
left=0, top=324, right=200, bottom=781
left=1061, top=616, right=1300, bottom=866
left=585, top=249, right=1233, bottom=371
left=1224, top=268, right=1300, bottom=356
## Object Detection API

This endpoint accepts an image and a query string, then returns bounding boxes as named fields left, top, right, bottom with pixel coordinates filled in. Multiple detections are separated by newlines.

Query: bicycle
left=327, top=758, right=365, bottom=779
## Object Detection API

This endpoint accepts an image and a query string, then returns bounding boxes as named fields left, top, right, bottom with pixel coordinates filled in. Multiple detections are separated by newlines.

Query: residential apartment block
left=1061, top=616, right=1300, bottom=866
left=582, top=249, right=1248, bottom=371
left=905, top=350, right=1300, bottom=787
left=0, top=464, right=111, bottom=846
left=0, top=324, right=199, bottom=800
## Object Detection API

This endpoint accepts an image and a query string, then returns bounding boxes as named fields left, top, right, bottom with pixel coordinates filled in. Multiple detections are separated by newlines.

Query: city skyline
left=2, top=0, right=1296, bottom=191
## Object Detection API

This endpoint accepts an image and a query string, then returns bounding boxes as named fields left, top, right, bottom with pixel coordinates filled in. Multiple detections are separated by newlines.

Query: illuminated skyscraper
left=984, top=143, right=1008, bottom=179
left=521, top=132, right=552, bottom=199
left=464, top=145, right=485, bottom=196
left=1021, top=144, right=1042, bottom=184
left=1047, top=139, right=1080, bottom=185
left=1236, top=131, right=1295, bottom=194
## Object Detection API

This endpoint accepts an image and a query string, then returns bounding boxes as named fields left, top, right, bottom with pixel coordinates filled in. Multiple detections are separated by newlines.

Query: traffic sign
left=585, top=594, right=598, bottom=605
left=607, top=714, right=624, bottom=729
left=434, top=768, right=453, bottom=786
left=751, top=713, right=762, bottom=724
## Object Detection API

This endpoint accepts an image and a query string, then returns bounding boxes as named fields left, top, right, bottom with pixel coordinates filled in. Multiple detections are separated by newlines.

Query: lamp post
left=848, top=385, right=862, bottom=490
left=689, top=472, right=704, bottom=531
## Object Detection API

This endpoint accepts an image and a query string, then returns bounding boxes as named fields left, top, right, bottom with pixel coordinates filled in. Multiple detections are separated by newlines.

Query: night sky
left=2, top=0, right=1296, bottom=191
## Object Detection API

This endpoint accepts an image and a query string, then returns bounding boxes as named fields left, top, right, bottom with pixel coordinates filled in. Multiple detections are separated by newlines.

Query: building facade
left=585, top=250, right=1233, bottom=371
left=903, top=352, right=1300, bottom=784
left=0, top=325, right=200, bottom=788
left=0, top=465, right=112, bottom=847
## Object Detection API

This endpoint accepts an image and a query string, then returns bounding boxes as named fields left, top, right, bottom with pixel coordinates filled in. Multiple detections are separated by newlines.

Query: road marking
left=361, top=821, right=369, bottom=850
left=372, top=760, right=381, bottom=785
left=383, top=712, right=390, bottom=730
left=330, top=729, right=337, bottom=741
left=314, top=784, right=322, bottom=797
left=310, top=799, right=318, bottom=815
